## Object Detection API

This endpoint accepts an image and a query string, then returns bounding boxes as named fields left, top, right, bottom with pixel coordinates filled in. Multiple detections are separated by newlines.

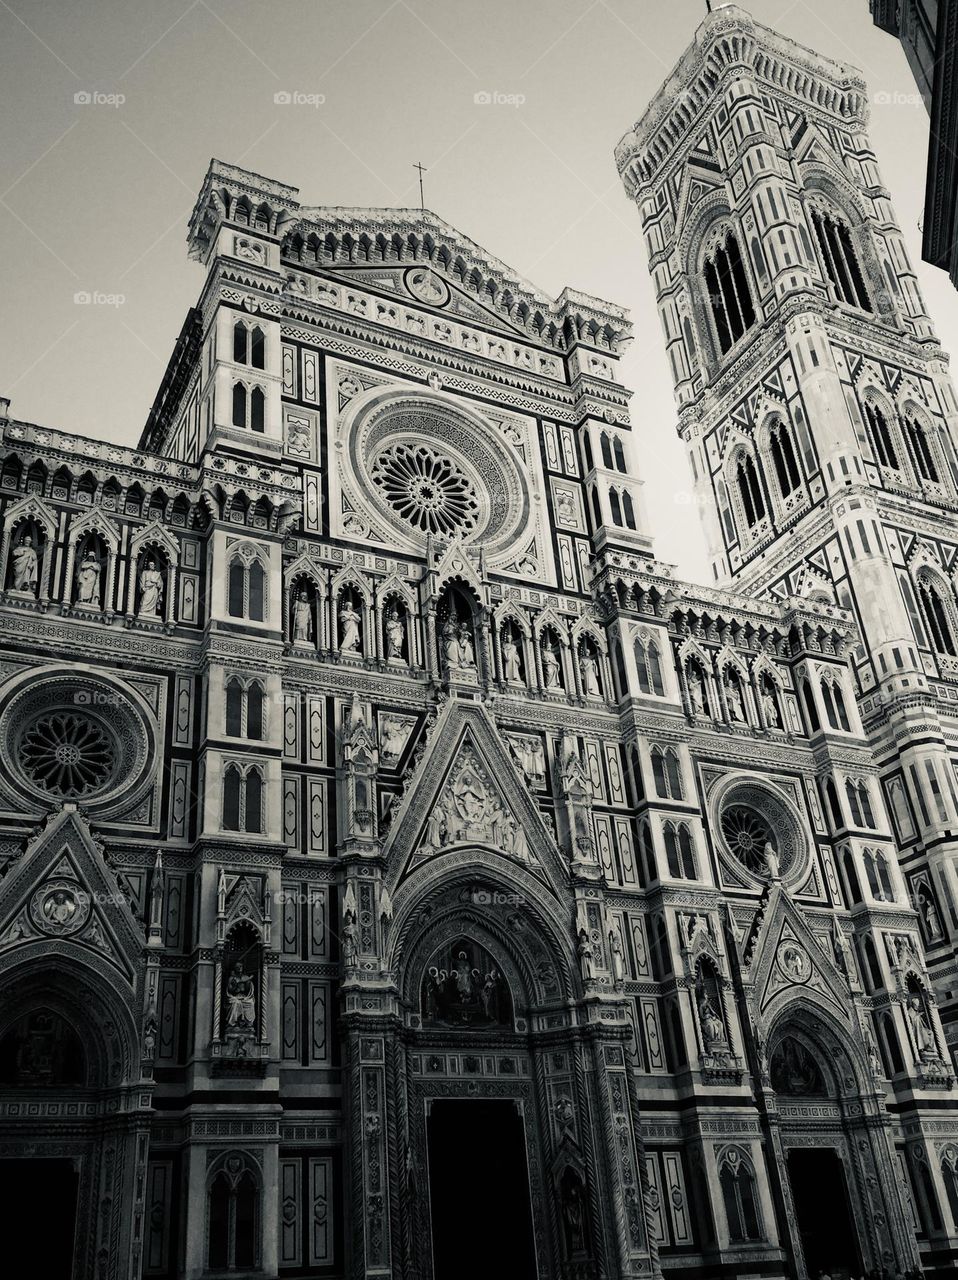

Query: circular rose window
left=0, top=670, right=157, bottom=814
left=716, top=780, right=806, bottom=882
left=342, top=389, right=532, bottom=558
left=720, top=804, right=776, bottom=875
left=21, top=712, right=115, bottom=798
left=370, top=442, right=480, bottom=536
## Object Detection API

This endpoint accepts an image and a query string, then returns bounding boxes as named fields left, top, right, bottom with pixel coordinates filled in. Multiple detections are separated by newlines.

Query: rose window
left=21, top=712, right=115, bottom=798
left=370, top=443, right=481, bottom=536
left=720, top=804, right=776, bottom=875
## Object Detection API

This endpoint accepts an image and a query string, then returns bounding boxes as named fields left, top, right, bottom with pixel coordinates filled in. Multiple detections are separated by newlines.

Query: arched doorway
left=766, top=1010, right=910, bottom=1279
left=770, top=1033, right=861, bottom=1278
left=0, top=957, right=147, bottom=1280
left=349, top=859, right=652, bottom=1280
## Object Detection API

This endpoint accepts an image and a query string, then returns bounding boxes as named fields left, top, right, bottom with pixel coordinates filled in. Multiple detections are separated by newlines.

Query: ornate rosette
left=29, top=880, right=92, bottom=937
left=341, top=389, right=533, bottom=556
left=0, top=669, right=157, bottom=815
left=712, top=777, right=807, bottom=885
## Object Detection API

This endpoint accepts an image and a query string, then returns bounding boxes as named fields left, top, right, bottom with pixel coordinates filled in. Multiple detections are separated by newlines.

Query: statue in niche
left=561, top=1174, right=588, bottom=1257
left=339, top=596, right=361, bottom=653
left=697, top=988, right=727, bottom=1051
left=542, top=639, right=562, bottom=689
left=726, top=674, right=746, bottom=722
left=907, top=993, right=939, bottom=1060
left=385, top=606, right=405, bottom=661
left=442, top=617, right=461, bottom=668
left=137, top=558, right=163, bottom=618
left=226, top=962, right=256, bottom=1032
left=610, top=930, right=625, bottom=983
left=580, top=648, right=601, bottom=697
left=293, top=590, right=312, bottom=643
left=75, top=549, right=102, bottom=607
left=917, top=884, right=944, bottom=943
left=421, top=938, right=511, bottom=1028
left=501, top=628, right=523, bottom=683
left=577, top=928, right=596, bottom=981
left=688, top=666, right=707, bottom=716
left=11, top=535, right=38, bottom=593
left=760, top=678, right=780, bottom=728
left=458, top=621, right=475, bottom=667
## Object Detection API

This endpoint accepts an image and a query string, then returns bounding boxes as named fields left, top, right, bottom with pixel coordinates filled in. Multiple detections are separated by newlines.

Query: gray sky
left=0, top=0, right=946, bottom=583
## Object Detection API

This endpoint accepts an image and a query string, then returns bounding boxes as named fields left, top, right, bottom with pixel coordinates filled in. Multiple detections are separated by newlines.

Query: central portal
left=426, top=1099, right=537, bottom=1280
left=787, top=1147, right=861, bottom=1279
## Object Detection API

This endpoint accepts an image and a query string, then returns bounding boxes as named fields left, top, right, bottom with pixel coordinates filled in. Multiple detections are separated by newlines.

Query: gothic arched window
left=719, top=1151, right=762, bottom=1243
left=223, top=764, right=265, bottom=834
left=651, top=746, right=682, bottom=800
left=622, top=492, right=636, bottom=530
left=208, top=1154, right=260, bottom=1271
left=905, top=416, right=939, bottom=483
left=703, top=231, right=756, bottom=355
left=863, top=401, right=900, bottom=471
left=917, top=573, right=957, bottom=656
left=768, top=420, right=801, bottom=497
left=735, top=455, right=766, bottom=529
left=635, top=637, right=665, bottom=696
left=228, top=555, right=267, bottom=623
left=609, top=489, right=623, bottom=527
left=810, top=207, right=872, bottom=311
left=600, top=434, right=614, bottom=469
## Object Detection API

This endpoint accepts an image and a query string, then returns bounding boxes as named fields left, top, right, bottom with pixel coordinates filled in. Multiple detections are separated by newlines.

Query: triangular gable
left=0, top=806, right=143, bottom=985
left=319, top=266, right=552, bottom=344
left=382, top=701, right=566, bottom=894
left=743, top=880, right=852, bottom=1026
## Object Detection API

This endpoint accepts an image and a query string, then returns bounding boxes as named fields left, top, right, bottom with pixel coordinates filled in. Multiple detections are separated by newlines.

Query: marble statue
left=226, top=963, right=256, bottom=1030
left=11, top=536, right=38, bottom=593
left=907, top=994, right=938, bottom=1059
left=577, top=928, right=596, bottom=981
left=340, top=598, right=361, bottom=653
left=385, top=606, right=405, bottom=660
left=581, top=650, right=601, bottom=697
left=76, top=551, right=101, bottom=607
left=293, top=591, right=312, bottom=642
left=137, top=559, right=163, bottom=618
left=502, top=630, right=523, bottom=682
left=542, top=641, right=562, bottom=689
left=726, top=677, right=746, bottom=722
left=698, top=991, right=727, bottom=1050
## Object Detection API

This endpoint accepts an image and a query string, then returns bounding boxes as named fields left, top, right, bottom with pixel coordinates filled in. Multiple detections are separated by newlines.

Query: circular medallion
left=776, top=940, right=811, bottom=984
left=30, top=880, right=91, bottom=937
left=404, top=267, right=450, bottom=307
left=370, top=442, right=480, bottom=537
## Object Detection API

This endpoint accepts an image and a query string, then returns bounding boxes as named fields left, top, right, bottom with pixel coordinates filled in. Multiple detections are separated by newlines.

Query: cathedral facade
left=2, top=5, right=958, bottom=1279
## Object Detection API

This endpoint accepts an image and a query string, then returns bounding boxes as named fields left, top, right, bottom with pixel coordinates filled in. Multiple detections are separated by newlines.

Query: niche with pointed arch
left=421, top=936, right=514, bottom=1030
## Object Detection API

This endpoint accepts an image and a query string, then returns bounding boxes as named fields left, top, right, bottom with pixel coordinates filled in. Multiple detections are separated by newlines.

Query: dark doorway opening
left=787, top=1147, right=861, bottom=1279
left=0, top=1157, right=79, bottom=1279
left=426, top=1099, right=537, bottom=1280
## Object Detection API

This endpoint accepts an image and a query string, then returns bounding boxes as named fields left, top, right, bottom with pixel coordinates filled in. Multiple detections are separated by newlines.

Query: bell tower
left=617, top=5, right=958, bottom=1051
